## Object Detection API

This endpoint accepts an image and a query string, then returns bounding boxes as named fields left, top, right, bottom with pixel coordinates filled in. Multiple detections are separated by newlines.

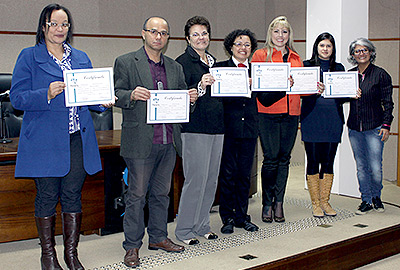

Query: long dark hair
left=309, top=32, right=337, bottom=71
left=36, top=3, right=73, bottom=45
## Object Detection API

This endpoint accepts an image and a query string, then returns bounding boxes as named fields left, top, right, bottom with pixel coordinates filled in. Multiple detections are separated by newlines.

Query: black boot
left=62, top=212, right=84, bottom=270
left=35, top=215, right=63, bottom=270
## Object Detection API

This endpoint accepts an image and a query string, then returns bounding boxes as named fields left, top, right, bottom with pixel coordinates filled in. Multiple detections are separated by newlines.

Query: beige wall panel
left=373, top=41, right=399, bottom=85
left=391, top=90, right=399, bottom=134
left=0, top=35, right=35, bottom=73
left=73, top=37, right=144, bottom=68
left=369, top=0, right=400, bottom=38
left=0, top=0, right=100, bottom=32
left=95, top=0, right=268, bottom=40
left=208, top=0, right=267, bottom=39
left=264, top=0, right=306, bottom=40
left=1, top=0, right=267, bottom=38
left=294, top=42, right=306, bottom=60
left=383, top=137, right=398, bottom=181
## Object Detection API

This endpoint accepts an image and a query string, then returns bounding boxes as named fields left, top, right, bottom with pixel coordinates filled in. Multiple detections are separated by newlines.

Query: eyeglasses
left=354, top=48, right=369, bottom=55
left=190, top=31, right=209, bottom=38
left=143, top=29, right=169, bottom=37
left=233, top=42, right=251, bottom=48
left=46, top=22, right=70, bottom=29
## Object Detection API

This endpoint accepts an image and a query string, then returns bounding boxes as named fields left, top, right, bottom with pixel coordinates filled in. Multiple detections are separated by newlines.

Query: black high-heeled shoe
left=262, top=205, right=273, bottom=223
left=273, top=202, right=285, bottom=223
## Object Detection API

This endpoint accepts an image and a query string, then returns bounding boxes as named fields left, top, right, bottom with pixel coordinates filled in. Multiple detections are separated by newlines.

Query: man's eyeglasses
left=143, top=29, right=169, bottom=37
left=354, top=48, right=369, bottom=55
left=46, top=22, right=70, bottom=29
left=233, top=42, right=251, bottom=48
left=190, top=31, right=209, bottom=38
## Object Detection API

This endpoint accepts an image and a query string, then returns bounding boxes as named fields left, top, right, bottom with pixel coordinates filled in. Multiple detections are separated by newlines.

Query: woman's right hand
left=200, top=73, right=215, bottom=89
left=48, top=81, right=66, bottom=101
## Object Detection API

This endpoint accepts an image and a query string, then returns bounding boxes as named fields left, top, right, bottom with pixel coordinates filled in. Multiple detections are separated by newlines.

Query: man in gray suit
left=114, top=16, right=197, bottom=268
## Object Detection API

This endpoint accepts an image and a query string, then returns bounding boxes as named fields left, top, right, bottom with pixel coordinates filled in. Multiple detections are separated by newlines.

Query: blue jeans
left=349, top=127, right=384, bottom=204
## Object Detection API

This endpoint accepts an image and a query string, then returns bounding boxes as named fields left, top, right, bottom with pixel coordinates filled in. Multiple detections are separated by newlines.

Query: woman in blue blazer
left=10, top=4, right=108, bottom=270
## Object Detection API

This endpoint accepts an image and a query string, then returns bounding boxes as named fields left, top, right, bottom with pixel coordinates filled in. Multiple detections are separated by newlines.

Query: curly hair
left=223, top=29, right=258, bottom=55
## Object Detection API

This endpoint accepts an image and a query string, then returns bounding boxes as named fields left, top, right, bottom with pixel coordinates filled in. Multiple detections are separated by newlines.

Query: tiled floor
left=1, top=164, right=400, bottom=270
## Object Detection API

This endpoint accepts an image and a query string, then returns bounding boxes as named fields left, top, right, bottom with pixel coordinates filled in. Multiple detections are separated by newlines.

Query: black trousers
left=258, top=114, right=299, bottom=207
left=218, top=137, right=257, bottom=225
left=304, top=141, right=339, bottom=177
left=34, top=131, right=87, bottom=217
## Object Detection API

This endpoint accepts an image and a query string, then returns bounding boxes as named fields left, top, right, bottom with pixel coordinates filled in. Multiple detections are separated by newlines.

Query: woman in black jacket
left=347, top=37, right=394, bottom=215
left=174, top=16, right=223, bottom=245
left=216, top=29, right=285, bottom=233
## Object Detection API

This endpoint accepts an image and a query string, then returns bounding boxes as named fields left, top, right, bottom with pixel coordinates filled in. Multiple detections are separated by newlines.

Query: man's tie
left=238, top=63, right=246, bottom=68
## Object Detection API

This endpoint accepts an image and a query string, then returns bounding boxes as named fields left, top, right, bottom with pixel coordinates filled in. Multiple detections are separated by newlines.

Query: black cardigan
left=347, top=64, right=394, bottom=131
left=175, top=46, right=224, bottom=134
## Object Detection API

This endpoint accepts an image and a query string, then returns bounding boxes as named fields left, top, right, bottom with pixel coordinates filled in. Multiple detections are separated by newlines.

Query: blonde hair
left=264, top=16, right=296, bottom=62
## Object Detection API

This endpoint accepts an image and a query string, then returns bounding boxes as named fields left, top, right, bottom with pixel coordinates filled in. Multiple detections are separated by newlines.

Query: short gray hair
left=347, top=37, right=376, bottom=65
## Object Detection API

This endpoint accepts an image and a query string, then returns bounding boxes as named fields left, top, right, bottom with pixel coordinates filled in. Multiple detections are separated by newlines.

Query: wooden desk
left=0, top=130, right=121, bottom=243
left=0, top=130, right=257, bottom=243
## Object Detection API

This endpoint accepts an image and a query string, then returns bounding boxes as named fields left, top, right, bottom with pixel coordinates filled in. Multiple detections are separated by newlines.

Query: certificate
left=147, top=90, right=190, bottom=124
left=289, top=67, right=319, bottom=94
left=323, top=71, right=358, bottom=98
left=64, top=67, right=115, bottom=107
left=209, top=67, right=250, bottom=97
left=252, top=63, right=291, bottom=91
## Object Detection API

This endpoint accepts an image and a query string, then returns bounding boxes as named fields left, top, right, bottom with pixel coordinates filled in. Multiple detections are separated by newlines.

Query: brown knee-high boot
left=35, top=215, right=63, bottom=270
left=62, top=212, right=84, bottom=270
left=320, top=174, right=337, bottom=216
left=306, top=174, right=324, bottom=218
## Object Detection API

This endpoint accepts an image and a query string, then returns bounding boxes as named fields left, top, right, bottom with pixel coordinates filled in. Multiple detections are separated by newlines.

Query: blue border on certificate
left=64, top=67, right=114, bottom=106
left=209, top=67, right=250, bottom=97
left=287, top=66, right=319, bottom=94
left=251, top=63, right=290, bottom=91
left=323, top=71, right=358, bottom=98
left=147, top=90, right=190, bottom=123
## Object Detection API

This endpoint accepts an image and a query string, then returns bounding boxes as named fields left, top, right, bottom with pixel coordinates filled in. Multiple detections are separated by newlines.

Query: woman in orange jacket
left=251, top=16, right=302, bottom=223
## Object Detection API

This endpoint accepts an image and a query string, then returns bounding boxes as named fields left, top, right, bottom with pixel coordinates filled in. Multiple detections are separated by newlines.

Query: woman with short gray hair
left=347, top=37, right=377, bottom=65
left=346, top=37, right=393, bottom=215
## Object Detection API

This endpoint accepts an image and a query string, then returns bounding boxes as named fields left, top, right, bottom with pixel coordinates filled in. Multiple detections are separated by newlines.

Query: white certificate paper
left=289, top=67, right=319, bottom=94
left=323, top=71, right=358, bottom=98
left=209, top=67, right=250, bottom=97
left=147, top=90, right=190, bottom=124
left=252, top=63, right=291, bottom=91
left=64, top=67, right=115, bottom=107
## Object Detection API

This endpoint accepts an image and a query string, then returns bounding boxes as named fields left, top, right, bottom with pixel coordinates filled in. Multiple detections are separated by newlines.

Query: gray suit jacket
left=114, top=46, right=187, bottom=159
